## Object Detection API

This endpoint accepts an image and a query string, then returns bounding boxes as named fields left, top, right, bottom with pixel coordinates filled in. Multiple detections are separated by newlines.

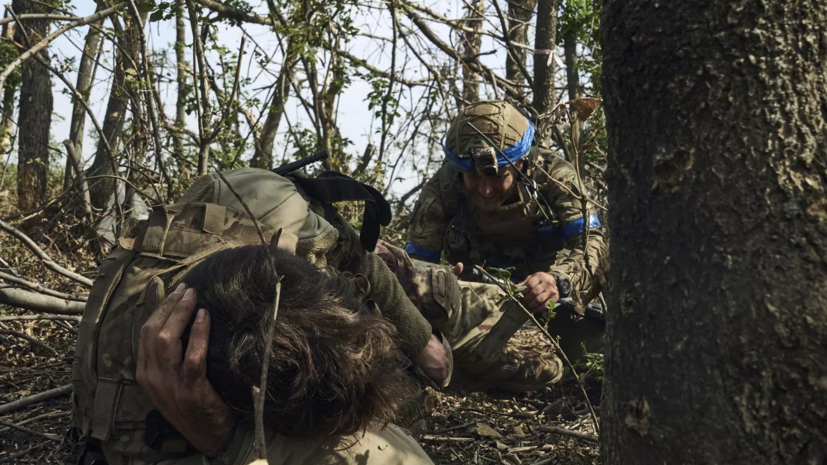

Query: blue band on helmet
left=405, top=241, right=441, bottom=262
left=561, top=215, right=602, bottom=240
left=445, top=120, right=535, bottom=172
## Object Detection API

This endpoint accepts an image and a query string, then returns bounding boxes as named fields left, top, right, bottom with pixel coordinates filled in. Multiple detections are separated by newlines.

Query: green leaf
left=149, top=10, right=165, bottom=22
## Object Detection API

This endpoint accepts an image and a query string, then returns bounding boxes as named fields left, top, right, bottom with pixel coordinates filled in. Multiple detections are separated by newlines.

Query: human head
left=181, top=245, right=415, bottom=438
left=444, top=100, right=534, bottom=210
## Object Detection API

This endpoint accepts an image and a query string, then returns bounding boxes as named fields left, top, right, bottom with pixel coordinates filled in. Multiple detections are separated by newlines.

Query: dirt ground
left=0, top=313, right=599, bottom=464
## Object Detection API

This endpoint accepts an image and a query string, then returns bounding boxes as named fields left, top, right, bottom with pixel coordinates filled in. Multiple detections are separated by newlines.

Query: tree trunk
left=532, top=0, right=558, bottom=146
left=601, top=1, right=827, bottom=464
left=87, top=14, right=141, bottom=210
left=173, top=0, right=188, bottom=180
left=461, top=0, right=483, bottom=104
left=505, top=0, right=537, bottom=88
left=564, top=30, right=582, bottom=171
left=250, top=51, right=297, bottom=169
left=13, top=0, right=52, bottom=213
left=0, top=19, right=17, bottom=158
left=64, top=3, right=103, bottom=192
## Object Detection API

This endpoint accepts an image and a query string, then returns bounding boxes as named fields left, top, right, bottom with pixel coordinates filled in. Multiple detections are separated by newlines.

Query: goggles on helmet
left=444, top=119, right=535, bottom=174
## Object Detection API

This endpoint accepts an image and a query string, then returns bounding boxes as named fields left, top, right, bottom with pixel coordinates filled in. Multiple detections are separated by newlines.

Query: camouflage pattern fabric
left=166, top=423, right=433, bottom=465
left=408, top=149, right=606, bottom=294
left=378, top=242, right=570, bottom=392
left=73, top=169, right=436, bottom=465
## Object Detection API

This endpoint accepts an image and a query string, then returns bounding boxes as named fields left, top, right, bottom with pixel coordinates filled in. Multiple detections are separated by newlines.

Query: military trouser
left=375, top=241, right=603, bottom=391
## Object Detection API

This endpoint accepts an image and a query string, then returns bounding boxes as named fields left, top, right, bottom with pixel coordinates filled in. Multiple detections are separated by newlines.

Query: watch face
left=556, top=275, right=571, bottom=297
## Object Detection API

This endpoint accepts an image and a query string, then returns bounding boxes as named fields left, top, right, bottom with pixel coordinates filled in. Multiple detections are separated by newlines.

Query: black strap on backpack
left=289, top=171, right=392, bottom=252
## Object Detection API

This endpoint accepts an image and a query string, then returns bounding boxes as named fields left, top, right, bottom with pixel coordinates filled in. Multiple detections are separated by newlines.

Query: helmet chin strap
left=465, top=122, right=553, bottom=221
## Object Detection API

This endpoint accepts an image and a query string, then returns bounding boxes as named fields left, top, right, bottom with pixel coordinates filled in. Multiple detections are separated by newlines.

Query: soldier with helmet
left=403, top=99, right=607, bottom=392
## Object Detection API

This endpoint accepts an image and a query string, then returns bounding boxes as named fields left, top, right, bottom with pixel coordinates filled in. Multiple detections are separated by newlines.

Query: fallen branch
left=536, top=425, right=599, bottom=444
left=422, top=420, right=479, bottom=435
left=0, top=419, right=61, bottom=441
left=0, top=328, right=58, bottom=355
left=0, top=385, right=72, bottom=416
left=0, top=287, right=86, bottom=315
left=0, top=219, right=93, bottom=287
left=475, top=265, right=600, bottom=435
left=0, top=314, right=80, bottom=322
left=0, top=270, right=87, bottom=302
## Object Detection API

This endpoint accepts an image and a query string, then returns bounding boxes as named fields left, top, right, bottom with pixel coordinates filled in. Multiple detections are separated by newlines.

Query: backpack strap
left=289, top=172, right=391, bottom=252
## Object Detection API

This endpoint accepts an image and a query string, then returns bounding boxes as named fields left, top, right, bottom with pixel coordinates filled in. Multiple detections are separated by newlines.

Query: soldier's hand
left=137, top=284, right=236, bottom=458
left=519, top=272, right=560, bottom=313
left=411, top=333, right=450, bottom=386
left=451, top=262, right=464, bottom=276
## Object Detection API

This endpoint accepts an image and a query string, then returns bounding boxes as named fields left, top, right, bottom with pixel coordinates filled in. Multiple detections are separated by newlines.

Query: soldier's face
left=463, top=163, right=520, bottom=211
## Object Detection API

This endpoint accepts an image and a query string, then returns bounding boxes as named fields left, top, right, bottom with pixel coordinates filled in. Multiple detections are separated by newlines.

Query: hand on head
left=136, top=283, right=235, bottom=458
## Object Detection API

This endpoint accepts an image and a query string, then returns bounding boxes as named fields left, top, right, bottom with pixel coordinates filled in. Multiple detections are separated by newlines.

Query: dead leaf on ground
left=476, top=422, right=503, bottom=438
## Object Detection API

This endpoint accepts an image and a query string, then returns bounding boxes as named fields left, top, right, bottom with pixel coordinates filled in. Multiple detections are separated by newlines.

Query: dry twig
left=0, top=385, right=71, bottom=416
left=475, top=266, right=600, bottom=434
left=0, top=218, right=94, bottom=287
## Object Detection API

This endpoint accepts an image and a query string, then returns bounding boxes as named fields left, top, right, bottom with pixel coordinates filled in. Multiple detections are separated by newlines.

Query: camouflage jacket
left=406, top=147, right=606, bottom=295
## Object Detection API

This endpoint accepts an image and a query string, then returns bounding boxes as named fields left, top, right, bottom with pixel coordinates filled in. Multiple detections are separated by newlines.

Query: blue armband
left=405, top=241, right=441, bottom=261
left=560, top=215, right=602, bottom=240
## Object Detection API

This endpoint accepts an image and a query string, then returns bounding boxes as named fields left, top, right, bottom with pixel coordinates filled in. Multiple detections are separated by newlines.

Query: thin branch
left=536, top=425, right=599, bottom=443
left=215, top=170, right=267, bottom=246
left=0, top=385, right=71, bottom=416
left=0, top=4, right=122, bottom=92
left=0, top=219, right=93, bottom=287
left=0, top=270, right=86, bottom=301
left=0, top=420, right=61, bottom=441
left=378, top=0, right=399, bottom=163
left=0, top=14, right=77, bottom=26
left=475, top=265, right=600, bottom=434
left=0, top=328, right=58, bottom=355
left=0, top=314, right=80, bottom=322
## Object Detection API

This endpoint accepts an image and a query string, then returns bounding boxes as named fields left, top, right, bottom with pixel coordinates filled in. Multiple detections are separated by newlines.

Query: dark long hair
left=182, top=245, right=415, bottom=438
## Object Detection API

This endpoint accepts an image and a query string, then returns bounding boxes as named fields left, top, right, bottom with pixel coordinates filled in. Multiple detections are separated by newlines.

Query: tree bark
left=63, top=3, right=103, bottom=192
left=601, top=1, right=827, bottom=464
left=87, top=11, right=141, bottom=210
left=250, top=51, right=297, bottom=169
left=564, top=30, right=582, bottom=171
left=505, top=0, right=537, bottom=88
left=173, top=0, right=188, bottom=180
left=0, top=19, right=17, bottom=158
left=461, top=0, right=483, bottom=104
left=532, top=0, right=558, bottom=146
left=13, top=0, right=52, bottom=214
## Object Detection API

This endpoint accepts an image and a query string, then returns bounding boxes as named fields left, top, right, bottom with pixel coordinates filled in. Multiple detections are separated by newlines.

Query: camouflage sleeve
left=405, top=172, right=449, bottom=263
left=323, top=206, right=433, bottom=357
left=539, top=157, right=608, bottom=296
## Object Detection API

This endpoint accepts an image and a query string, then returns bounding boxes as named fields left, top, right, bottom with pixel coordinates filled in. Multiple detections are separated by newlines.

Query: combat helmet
left=444, top=100, right=535, bottom=175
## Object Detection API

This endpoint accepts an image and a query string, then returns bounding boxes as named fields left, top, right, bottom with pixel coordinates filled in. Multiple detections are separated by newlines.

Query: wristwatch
left=550, top=271, right=571, bottom=298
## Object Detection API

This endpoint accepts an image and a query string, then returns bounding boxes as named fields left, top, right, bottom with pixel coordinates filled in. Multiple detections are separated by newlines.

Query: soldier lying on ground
left=135, top=244, right=433, bottom=464
left=72, top=168, right=447, bottom=464
left=404, top=100, right=608, bottom=392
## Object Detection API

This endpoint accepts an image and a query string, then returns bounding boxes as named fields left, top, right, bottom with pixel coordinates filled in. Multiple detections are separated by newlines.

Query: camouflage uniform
left=72, top=169, right=436, bottom=465
left=404, top=100, right=608, bottom=391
